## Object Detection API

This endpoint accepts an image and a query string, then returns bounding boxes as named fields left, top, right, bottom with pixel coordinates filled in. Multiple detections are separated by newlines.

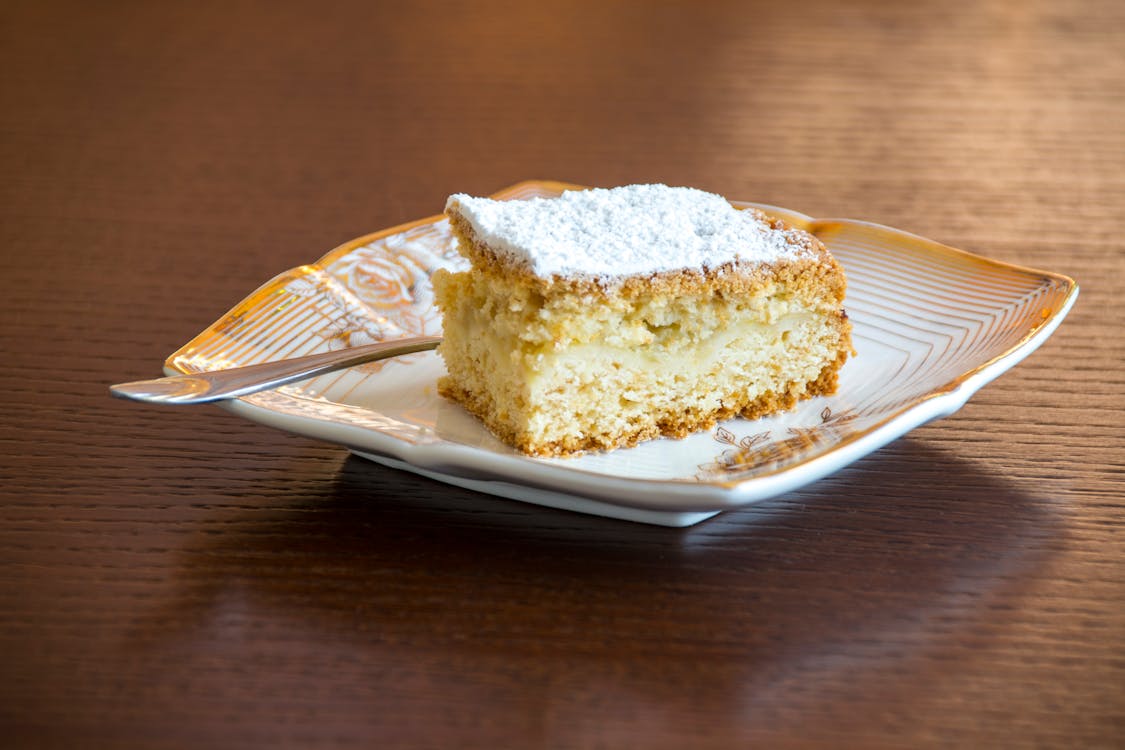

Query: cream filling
left=524, top=314, right=819, bottom=379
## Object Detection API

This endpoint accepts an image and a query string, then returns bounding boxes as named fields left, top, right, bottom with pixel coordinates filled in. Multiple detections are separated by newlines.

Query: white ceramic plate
left=166, top=181, right=1078, bottom=526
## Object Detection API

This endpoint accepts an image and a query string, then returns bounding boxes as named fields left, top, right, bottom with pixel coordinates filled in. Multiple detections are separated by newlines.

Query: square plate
left=166, top=180, right=1077, bottom=526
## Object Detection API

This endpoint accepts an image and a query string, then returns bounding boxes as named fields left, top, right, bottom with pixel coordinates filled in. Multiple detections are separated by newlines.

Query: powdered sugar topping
left=446, top=184, right=814, bottom=280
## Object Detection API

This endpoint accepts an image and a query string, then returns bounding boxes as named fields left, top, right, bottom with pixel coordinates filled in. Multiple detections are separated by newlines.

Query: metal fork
left=110, top=335, right=441, bottom=404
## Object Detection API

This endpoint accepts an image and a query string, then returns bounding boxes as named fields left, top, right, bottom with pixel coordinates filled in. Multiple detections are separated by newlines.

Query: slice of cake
left=431, top=184, right=852, bottom=457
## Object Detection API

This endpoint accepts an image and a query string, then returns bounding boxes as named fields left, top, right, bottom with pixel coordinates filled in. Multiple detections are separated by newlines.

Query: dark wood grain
left=2, top=0, right=1123, bottom=747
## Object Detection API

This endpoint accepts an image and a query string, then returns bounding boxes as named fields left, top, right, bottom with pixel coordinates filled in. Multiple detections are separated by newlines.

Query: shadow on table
left=140, top=437, right=1065, bottom=740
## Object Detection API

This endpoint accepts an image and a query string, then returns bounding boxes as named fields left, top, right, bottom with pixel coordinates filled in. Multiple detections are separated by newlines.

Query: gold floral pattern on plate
left=698, top=408, right=860, bottom=480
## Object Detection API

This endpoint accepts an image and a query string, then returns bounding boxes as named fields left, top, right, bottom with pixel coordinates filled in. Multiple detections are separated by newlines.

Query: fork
left=109, top=335, right=441, bottom=404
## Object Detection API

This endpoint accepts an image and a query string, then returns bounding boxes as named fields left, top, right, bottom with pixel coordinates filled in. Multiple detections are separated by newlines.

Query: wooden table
left=3, top=1, right=1123, bottom=747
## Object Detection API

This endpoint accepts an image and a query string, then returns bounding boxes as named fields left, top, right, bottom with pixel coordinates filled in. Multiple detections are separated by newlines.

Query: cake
left=431, top=184, right=852, bottom=457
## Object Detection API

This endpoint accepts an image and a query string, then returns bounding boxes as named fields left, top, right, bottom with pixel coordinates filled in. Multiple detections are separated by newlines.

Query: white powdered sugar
left=446, top=184, right=812, bottom=280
